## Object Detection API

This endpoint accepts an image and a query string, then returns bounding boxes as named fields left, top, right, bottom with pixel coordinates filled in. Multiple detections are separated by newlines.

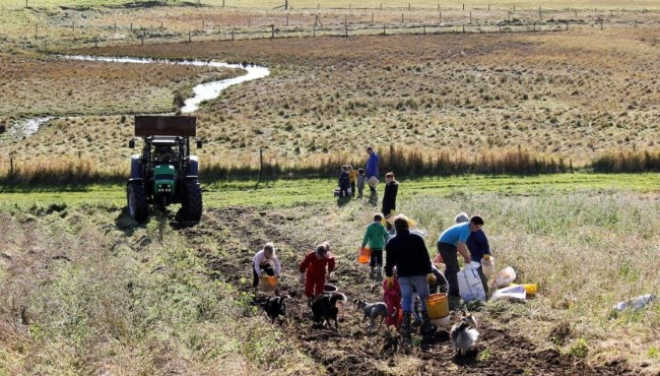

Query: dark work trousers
left=477, top=266, right=489, bottom=295
left=438, top=242, right=459, bottom=297
left=369, top=249, right=383, bottom=268
left=252, top=264, right=275, bottom=288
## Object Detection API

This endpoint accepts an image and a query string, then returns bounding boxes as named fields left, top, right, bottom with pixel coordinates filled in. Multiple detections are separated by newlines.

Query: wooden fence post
left=539, top=6, right=542, bottom=19
left=286, top=15, right=289, bottom=26
left=130, top=22, right=133, bottom=31
left=232, top=29, right=235, bottom=40
left=188, top=30, right=191, bottom=42
left=408, top=3, right=410, bottom=11
left=248, top=17, right=251, bottom=27
left=271, top=24, right=275, bottom=39
left=462, top=23, right=465, bottom=33
left=371, top=13, right=374, bottom=24
left=462, top=3, right=464, bottom=10
left=383, top=24, right=386, bottom=34
left=470, top=11, right=472, bottom=22
left=114, top=22, right=117, bottom=32
left=9, top=157, right=13, bottom=180
left=423, top=25, right=426, bottom=34
left=439, top=10, right=442, bottom=22
left=401, top=13, right=404, bottom=23
left=313, top=24, right=315, bottom=37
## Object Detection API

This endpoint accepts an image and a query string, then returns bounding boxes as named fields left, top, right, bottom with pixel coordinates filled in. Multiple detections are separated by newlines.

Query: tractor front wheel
left=127, top=181, right=149, bottom=223
left=177, top=179, right=203, bottom=223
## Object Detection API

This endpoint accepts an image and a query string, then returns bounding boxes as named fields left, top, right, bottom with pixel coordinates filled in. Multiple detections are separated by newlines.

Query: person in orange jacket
left=299, top=242, right=336, bottom=304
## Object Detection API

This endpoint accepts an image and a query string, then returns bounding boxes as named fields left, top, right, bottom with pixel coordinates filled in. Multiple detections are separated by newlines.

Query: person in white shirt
left=252, top=243, right=282, bottom=294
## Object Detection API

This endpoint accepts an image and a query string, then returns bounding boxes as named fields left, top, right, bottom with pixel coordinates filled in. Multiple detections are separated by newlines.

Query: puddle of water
left=8, top=117, right=53, bottom=139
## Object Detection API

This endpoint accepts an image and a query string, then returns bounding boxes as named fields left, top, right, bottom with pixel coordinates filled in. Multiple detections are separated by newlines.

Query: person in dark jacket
left=385, top=214, right=437, bottom=345
left=382, top=172, right=399, bottom=231
left=338, top=165, right=350, bottom=197
left=466, top=229, right=491, bottom=295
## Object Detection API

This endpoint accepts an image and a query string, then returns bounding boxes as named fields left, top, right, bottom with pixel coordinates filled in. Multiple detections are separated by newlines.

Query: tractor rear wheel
left=177, top=179, right=203, bottom=222
left=127, top=181, right=149, bottom=223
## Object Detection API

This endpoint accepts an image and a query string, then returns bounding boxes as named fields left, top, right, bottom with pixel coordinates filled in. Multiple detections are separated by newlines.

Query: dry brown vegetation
left=0, top=55, right=242, bottom=117
left=75, top=29, right=660, bottom=164
left=1, top=6, right=659, bottom=179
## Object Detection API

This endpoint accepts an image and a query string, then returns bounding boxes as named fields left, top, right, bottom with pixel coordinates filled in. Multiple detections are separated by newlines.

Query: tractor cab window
left=153, top=145, right=178, bottom=163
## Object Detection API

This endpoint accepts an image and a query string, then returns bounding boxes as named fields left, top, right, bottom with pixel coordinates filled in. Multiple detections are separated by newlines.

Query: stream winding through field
left=7, top=55, right=270, bottom=138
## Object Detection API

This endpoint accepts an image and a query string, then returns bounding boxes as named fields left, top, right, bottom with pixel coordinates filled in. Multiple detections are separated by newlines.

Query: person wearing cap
left=385, top=214, right=437, bottom=346
left=252, top=243, right=282, bottom=295
left=437, top=215, right=485, bottom=307
left=299, top=242, right=336, bottom=303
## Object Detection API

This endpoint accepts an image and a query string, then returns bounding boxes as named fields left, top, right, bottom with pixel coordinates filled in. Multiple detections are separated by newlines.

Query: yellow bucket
left=523, top=284, right=537, bottom=295
left=426, top=293, right=449, bottom=320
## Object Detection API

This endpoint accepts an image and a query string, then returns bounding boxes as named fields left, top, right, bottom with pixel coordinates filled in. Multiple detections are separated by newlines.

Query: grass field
left=1, top=175, right=659, bottom=374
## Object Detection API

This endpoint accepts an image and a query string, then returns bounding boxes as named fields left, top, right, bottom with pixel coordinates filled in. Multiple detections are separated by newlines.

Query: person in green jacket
left=362, top=213, right=391, bottom=280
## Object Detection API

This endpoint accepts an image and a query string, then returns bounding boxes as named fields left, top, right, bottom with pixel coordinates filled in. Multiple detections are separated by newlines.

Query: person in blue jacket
left=436, top=216, right=484, bottom=305
left=466, top=227, right=491, bottom=295
left=365, top=147, right=379, bottom=192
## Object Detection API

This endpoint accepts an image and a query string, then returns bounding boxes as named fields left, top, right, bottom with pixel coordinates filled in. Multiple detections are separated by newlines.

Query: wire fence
left=1, top=4, right=659, bottom=51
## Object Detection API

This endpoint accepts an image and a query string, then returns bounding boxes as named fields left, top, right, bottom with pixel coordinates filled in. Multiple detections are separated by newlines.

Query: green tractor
left=127, top=116, right=203, bottom=223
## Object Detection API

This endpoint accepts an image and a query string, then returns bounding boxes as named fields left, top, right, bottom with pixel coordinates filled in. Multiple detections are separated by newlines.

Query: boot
left=369, top=267, right=376, bottom=280
left=421, top=311, right=437, bottom=337
left=376, top=266, right=383, bottom=279
left=402, top=311, right=413, bottom=347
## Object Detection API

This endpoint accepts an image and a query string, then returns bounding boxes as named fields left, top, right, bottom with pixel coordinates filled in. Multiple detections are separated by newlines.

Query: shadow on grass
left=114, top=204, right=199, bottom=237
left=114, top=206, right=144, bottom=237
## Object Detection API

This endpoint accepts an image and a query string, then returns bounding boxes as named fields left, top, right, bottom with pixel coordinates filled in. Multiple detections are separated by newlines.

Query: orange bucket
left=358, top=246, right=371, bottom=264
left=260, top=275, right=277, bottom=291
left=426, top=293, right=449, bottom=319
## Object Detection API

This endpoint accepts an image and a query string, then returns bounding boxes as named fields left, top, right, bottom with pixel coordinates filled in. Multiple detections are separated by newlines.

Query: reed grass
left=593, top=150, right=660, bottom=173
left=4, top=146, right=660, bottom=186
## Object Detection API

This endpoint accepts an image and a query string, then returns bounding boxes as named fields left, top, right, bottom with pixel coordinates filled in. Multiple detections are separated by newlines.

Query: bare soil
left=184, top=206, right=645, bottom=375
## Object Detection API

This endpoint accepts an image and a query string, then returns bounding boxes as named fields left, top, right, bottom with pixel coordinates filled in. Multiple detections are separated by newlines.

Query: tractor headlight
left=158, top=184, right=172, bottom=193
